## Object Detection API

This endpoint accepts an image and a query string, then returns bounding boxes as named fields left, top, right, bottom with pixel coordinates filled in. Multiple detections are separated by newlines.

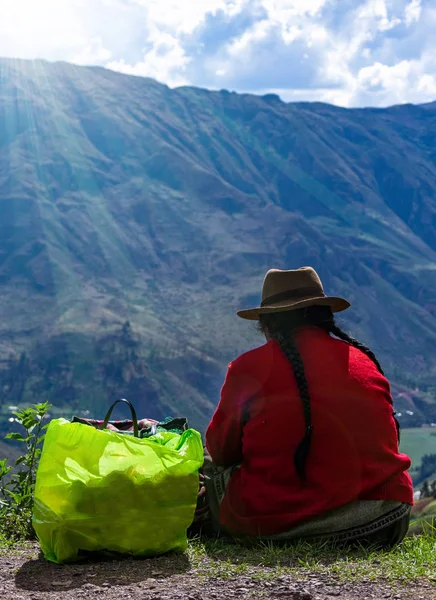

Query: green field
left=400, top=428, right=436, bottom=470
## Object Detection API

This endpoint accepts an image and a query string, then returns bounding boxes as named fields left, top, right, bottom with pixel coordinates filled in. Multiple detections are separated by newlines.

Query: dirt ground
left=1, top=544, right=435, bottom=600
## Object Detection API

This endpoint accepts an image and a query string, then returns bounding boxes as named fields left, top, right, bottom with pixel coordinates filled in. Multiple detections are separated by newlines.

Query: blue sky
left=0, top=0, right=434, bottom=107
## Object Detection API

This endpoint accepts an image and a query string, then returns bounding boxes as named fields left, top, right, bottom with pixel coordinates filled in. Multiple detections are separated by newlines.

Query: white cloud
left=106, top=0, right=249, bottom=83
left=120, top=0, right=436, bottom=107
left=0, top=0, right=434, bottom=108
left=306, top=0, right=436, bottom=106
left=227, top=0, right=329, bottom=54
left=353, top=51, right=436, bottom=106
left=70, top=38, right=112, bottom=66
left=417, top=73, right=436, bottom=96
left=107, top=30, right=190, bottom=85
left=358, top=60, right=412, bottom=94
left=130, top=0, right=247, bottom=33
left=0, top=0, right=88, bottom=59
left=0, top=0, right=135, bottom=65
left=261, top=0, right=328, bottom=19
left=227, top=19, right=272, bottom=55
left=404, top=0, right=422, bottom=26
left=366, top=0, right=402, bottom=32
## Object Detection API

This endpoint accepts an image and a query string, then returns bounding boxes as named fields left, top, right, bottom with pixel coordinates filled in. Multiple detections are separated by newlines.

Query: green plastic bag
left=32, top=405, right=203, bottom=564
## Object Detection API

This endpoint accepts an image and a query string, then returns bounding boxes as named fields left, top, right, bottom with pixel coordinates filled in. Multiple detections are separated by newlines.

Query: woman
left=204, top=267, right=413, bottom=546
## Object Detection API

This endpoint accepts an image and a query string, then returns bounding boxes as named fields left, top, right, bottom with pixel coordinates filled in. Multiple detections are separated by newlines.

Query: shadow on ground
left=15, top=551, right=191, bottom=592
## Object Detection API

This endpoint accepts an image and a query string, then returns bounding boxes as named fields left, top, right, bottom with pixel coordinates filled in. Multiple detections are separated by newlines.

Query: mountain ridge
left=4, top=56, right=436, bottom=111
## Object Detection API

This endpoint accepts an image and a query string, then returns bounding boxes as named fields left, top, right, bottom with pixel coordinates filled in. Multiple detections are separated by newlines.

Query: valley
left=1, top=59, right=436, bottom=434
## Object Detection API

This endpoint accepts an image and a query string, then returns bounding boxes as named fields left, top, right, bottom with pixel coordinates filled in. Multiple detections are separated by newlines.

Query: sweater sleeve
left=205, top=360, right=250, bottom=468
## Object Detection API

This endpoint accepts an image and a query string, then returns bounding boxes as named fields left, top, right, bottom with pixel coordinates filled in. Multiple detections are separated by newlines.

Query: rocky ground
left=1, top=544, right=435, bottom=600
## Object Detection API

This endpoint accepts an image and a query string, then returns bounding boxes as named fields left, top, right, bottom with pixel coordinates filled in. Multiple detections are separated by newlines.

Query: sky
left=0, top=0, right=435, bottom=108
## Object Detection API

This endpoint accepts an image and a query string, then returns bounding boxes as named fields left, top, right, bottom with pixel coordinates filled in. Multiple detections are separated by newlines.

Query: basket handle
left=103, top=399, right=139, bottom=438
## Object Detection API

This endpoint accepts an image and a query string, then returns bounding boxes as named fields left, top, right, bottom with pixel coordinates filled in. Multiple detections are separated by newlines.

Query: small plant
left=0, top=402, right=51, bottom=541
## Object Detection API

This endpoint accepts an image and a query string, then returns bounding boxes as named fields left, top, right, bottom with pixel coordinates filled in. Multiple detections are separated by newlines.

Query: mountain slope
left=0, top=58, right=436, bottom=431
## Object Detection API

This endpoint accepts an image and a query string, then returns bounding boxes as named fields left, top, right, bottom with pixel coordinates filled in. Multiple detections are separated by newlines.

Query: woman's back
left=206, top=327, right=413, bottom=537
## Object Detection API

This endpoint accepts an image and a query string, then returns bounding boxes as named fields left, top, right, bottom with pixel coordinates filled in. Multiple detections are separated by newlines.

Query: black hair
left=258, top=306, right=387, bottom=481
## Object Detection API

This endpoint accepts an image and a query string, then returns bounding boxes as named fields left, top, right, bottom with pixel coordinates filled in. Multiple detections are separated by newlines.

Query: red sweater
left=206, top=328, right=413, bottom=537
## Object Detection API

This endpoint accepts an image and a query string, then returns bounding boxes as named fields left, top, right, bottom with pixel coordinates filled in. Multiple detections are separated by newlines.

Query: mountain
left=1, top=58, right=436, bottom=434
left=0, top=440, right=19, bottom=463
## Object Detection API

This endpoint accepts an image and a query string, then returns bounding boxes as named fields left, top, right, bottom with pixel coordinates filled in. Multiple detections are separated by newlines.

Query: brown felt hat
left=237, top=266, right=351, bottom=321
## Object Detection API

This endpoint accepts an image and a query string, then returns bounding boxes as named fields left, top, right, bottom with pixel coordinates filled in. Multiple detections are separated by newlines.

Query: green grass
left=0, top=534, right=33, bottom=554
left=1, top=532, right=435, bottom=589
left=187, top=532, right=436, bottom=584
left=409, top=498, right=436, bottom=535
left=409, top=515, right=436, bottom=536
left=400, top=427, right=436, bottom=470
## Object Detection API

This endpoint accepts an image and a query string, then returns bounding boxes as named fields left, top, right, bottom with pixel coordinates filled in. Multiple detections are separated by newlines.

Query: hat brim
left=236, top=296, right=351, bottom=321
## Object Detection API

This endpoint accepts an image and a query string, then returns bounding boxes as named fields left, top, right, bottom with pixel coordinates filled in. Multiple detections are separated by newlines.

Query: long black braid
left=259, top=306, right=394, bottom=482
left=273, top=329, right=313, bottom=482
